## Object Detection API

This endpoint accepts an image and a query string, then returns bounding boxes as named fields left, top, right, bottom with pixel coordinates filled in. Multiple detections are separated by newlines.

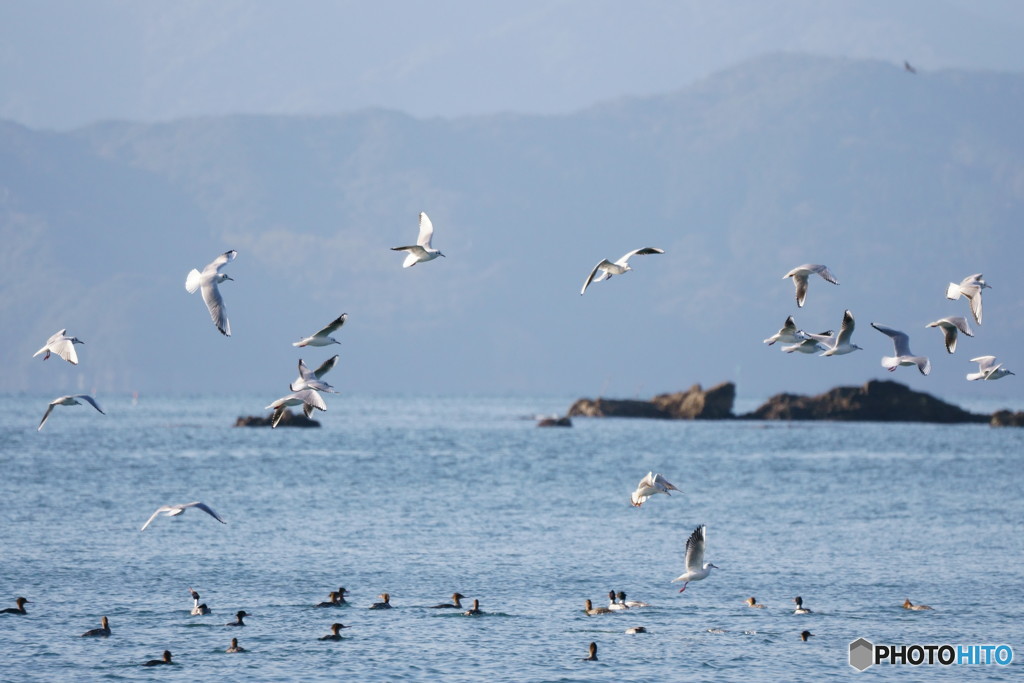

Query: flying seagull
left=290, top=359, right=337, bottom=393
left=185, top=250, right=237, bottom=336
left=945, top=273, right=990, bottom=325
left=580, top=247, right=664, bottom=295
left=804, top=309, right=861, bottom=356
left=782, top=264, right=839, bottom=307
left=33, top=329, right=84, bottom=365
left=967, top=355, right=1015, bottom=381
left=763, top=315, right=806, bottom=346
left=781, top=330, right=833, bottom=354
left=293, top=314, right=347, bottom=347
left=392, top=212, right=445, bottom=267
left=871, top=323, right=931, bottom=375
left=629, top=472, right=680, bottom=507
left=672, top=524, right=718, bottom=592
left=925, top=316, right=973, bottom=354
left=904, top=60, right=917, bottom=74
left=38, top=395, right=105, bottom=431
left=265, top=389, right=327, bottom=428
left=140, top=501, right=226, bottom=531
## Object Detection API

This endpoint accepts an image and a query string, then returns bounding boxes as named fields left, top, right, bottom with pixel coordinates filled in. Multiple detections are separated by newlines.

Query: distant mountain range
left=3, top=53, right=1022, bottom=404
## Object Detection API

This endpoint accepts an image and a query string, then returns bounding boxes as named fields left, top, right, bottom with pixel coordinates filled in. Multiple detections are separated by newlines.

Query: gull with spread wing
left=185, top=250, right=237, bottom=336
left=945, top=273, right=990, bottom=325
left=630, top=472, right=681, bottom=507
left=925, top=316, right=973, bottom=354
left=38, top=395, right=105, bottom=431
left=871, top=323, right=931, bottom=375
left=293, top=314, right=347, bottom=347
left=33, top=329, right=85, bottom=365
left=392, top=212, right=445, bottom=267
left=580, top=247, right=664, bottom=295
left=672, top=524, right=718, bottom=592
left=782, top=264, right=839, bottom=307
left=140, top=501, right=226, bottom=531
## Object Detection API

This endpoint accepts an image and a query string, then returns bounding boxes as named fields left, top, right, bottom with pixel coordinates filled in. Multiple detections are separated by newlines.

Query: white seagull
left=967, top=355, right=1015, bottom=381
left=781, top=330, right=834, bottom=354
left=925, top=316, right=974, bottom=354
left=580, top=247, right=664, bottom=295
left=293, top=314, right=347, bottom=347
left=33, top=329, right=84, bottom=365
left=871, top=323, right=931, bottom=375
left=290, top=358, right=337, bottom=393
left=185, top=250, right=237, bottom=336
left=782, top=264, right=839, bottom=307
left=265, top=389, right=327, bottom=428
left=391, top=212, right=445, bottom=267
left=630, top=472, right=681, bottom=507
left=672, top=524, right=718, bottom=592
left=804, top=309, right=861, bottom=356
left=763, top=315, right=806, bottom=346
left=38, top=395, right=105, bottom=431
left=140, top=501, right=226, bottom=531
left=945, top=273, right=990, bottom=325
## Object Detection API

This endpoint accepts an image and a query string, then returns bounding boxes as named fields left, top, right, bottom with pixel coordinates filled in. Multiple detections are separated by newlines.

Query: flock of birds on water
left=19, top=209, right=1002, bottom=666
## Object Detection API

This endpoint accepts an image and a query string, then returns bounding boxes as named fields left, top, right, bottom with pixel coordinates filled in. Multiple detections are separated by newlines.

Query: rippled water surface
left=1, top=394, right=1022, bottom=681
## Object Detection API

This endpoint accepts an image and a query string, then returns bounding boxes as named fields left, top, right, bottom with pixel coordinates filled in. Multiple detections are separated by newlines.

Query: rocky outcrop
left=743, top=380, right=988, bottom=423
left=235, top=409, right=321, bottom=427
left=536, top=415, right=573, bottom=427
left=568, top=382, right=736, bottom=420
left=991, top=410, right=1024, bottom=427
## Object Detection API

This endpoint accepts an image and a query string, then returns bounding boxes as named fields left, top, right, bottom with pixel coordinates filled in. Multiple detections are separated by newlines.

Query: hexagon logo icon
left=849, top=638, right=874, bottom=671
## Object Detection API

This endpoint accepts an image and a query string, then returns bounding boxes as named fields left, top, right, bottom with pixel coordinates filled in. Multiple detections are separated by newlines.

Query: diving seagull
left=782, top=264, right=839, bottom=307
left=38, top=395, right=105, bottom=431
left=672, top=524, right=718, bottom=592
left=925, top=316, right=973, bottom=354
left=33, top=329, right=84, bottom=365
left=293, top=314, right=347, bottom=347
left=265, top=389, right=327, bottom=428
left=290, top=359, right=337, bottom=394
left=580, top=247, right=664, bottom=295
left=391, top=212, right=445, bottom=267
left=781, top=330, right=833, bottom=354
left=871, top=323, right=931, bottom=375
left=140, top=501, right=226, bottom=531
left=185, top=250, right=237, bottom=336
left=630, top=472, right=680, bottom=507
left=967, top=355, right=1015, bottom=381
left=804, top=309, right=861, bottom=356
left=945, top=273, right=989, bottom=325
left=763, top=315, right=806, bottom=346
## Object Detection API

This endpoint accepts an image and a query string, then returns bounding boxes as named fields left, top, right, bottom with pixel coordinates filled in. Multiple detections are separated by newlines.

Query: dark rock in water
left=744, top=380, right=988, bottom=423
left=568, top=382, right=736, bottom=419
left=990, top=410, right=1024, bottom=427
left=235, top=409, right=321, bottom=427
left=536, top=415, right=572, bottom=427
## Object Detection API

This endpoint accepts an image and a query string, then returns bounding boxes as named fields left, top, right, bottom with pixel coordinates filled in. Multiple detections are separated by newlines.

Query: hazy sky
left=3, top=0, right=1024, bottom=129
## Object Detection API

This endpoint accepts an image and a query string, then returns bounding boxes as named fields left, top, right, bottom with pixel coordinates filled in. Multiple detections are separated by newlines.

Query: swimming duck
left=0, top=597, right=30, bottom=614
left=81, top=616, right=111, bottom=637
left=142, top=650, right=173, bottom=666
left=316, top=592, right=340, bottom=608
left=745, top=597, right=766, bottom=609
left=625, top=626, right=647, bottom=634
left=369, top=593, right=392, bottom=609
left=225, top=610, right=249, bottom=626
left=462, top=599, right=483, bottom=616
left=319, top=623, right=349, bottom=640
left=582, top=642, right=598, bottom=661
left=801, top=630, right=814, bottom=641
left=617, top=591, right=649, bottom=608
left=431, top=592, right=466, bottom=609
left=226, top=637, right=246, bottom=653
left=793, top=597, right=813, bottom=614
left=189, top=588, right=211, bottom=615
left=584, top=599, right=612, bottom=615
left=903, top=599, right=933, bottom=611
left=607, top=590, right=628, bottom=611
left=334, top=588, right=349, bottom=605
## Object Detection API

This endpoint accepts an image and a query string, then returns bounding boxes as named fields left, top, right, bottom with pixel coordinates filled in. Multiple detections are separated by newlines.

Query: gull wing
left=580, top=260, right=612, bottom=295
left=313, top=314, right=347, bottom=339
left=971, top=356, right=998, bottom=373
left=297, top=359, right=315, bottom=381
left=297, top=389, right=327, bottom=412
left=204, top=250, right=237, bottom=276
left=652, top=473, right=679, bottom=493
left=684, top=525, right=706, bottom=573
left=835, top=310, right=856, bottom=345
left=313, top=355, right=340, bottom=379
left=270, top=406, right=287, bottom=428
left=792, top=273, right=810, bottom=307
left=184, top=502, right=226, bottom=525
left=51, top=338, right=79, bottom=364
left=617, top=247, right=665, bottom=266
left=200, top=281, right=231, bottom=336
left=37, top=402, right=58, bottom=431
left=416, top=212, right=435, bottom=248
left=812, top=264, right=839, bottom=285
left=47, top=329, right=67, bottom=344
left=75, top=395, right=105, bottom=415
left=871, top=323, right=912, bottom=356
left=964, top=287, right=983, bottom=325
left=140, top=506, right=174, bottom=531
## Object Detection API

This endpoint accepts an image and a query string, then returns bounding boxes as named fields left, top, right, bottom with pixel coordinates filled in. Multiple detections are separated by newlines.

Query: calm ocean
left=1, top=394, right=1021, bottom=681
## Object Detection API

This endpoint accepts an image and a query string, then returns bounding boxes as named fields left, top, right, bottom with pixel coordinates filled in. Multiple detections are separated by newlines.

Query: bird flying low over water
left=630, top=472, right=680, bottom=507
left=803, top=309, right=861, bottom=356
left=33, top=329, right=84, bottom=365
left=946, top=273, right=989, bottom=325
left=140, top=501, right=226, bottom=531
left=763, top=316, right=805, bottom=346
left=925, top=316, right=973, bottom=354
left=580, top=247, right=664, bottom=295
left=293, top=314, right=347, bottom=347
left=290, top=359, right=337, bottom=394
left=782, top=264, right=838, bottom=307
left=672, top=524, right=718, bottom=592
left=265, top=389, right=327, bottom=428
left=392, top=212, right=445, bottom=267
left=871, top=323, right=931, bottom=375
left=38, top=395, right=105, bottom=431
left=966, top=355, right=1015, bottom=381
left=185, top=250, right=237, bottom=336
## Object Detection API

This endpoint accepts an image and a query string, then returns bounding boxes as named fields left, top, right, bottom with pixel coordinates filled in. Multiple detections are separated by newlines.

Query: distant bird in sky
left=781, top=330, right=833, bottom=354
left=140, top=501, right=226, bottom=531
left=925, top=316, right=973, bottom=354
left=38, top=394, right=105, bottom=431
left=871, top=323, right=931, bottom=375
left=966, top=355, right=1015, bottom=381
left=392, top=212, right=445, bottom=267
left=580, top=247, right=664, bottom=295
left=33, top=329, right=85, bottom=365
left=763, top=315, right=806, bottom=346
left=185, top=250, right=237, bottom=336
left=946, top=273, right=989, bottom=325
left=782, top=264, right=838, bottom=307
left=265, top=389, right=327, bottom=428
left=672, top=524, right=718, bottom=592
left=805, top=309, right=861, bottom=356
left=293, top=313, right=347, bottom=347
left=290, top=359, right=337, bottom=394
left=629, top=471, right=680, bottom=507
left=904, top=60, right=917, bottom=74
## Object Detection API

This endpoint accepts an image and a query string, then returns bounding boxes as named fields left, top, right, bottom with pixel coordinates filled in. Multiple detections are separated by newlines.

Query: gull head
left=71, top=337, right=84, bottom=345
left=218, top=274, right=234, bottom=283
left=437, top=251, right=446, bottom=258
left=707, top=563, right=720, bottom=570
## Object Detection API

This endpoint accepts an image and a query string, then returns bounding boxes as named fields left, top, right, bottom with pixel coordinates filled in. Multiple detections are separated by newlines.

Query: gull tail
left=945, top=282, right=962, bottom=300
left=185, top=269, right=202, bottom=293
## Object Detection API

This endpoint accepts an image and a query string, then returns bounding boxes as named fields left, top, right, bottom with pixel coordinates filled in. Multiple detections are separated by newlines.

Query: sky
left=2, top=1, right=1024, bottom=129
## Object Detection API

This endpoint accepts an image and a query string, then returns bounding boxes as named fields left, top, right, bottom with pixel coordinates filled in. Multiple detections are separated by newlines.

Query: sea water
left=0, top=394, right=1021, bottom=681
